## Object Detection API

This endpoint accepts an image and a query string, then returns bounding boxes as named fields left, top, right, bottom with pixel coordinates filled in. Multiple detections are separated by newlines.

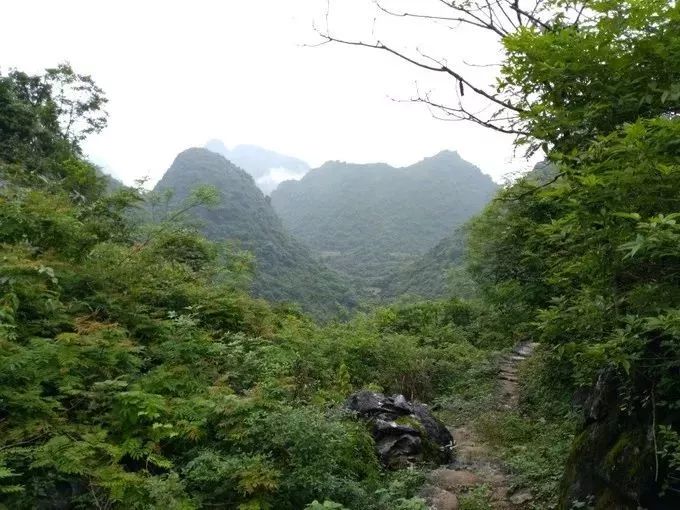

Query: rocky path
left=423, top=342, right=539, bottom=510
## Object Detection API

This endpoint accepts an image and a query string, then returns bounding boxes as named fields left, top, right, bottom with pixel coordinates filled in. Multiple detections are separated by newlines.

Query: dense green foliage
left=0, top=65, right=502, bottom=508
left=465, top=0, right=680, bottom=505
left=152, top=148, right=356, bottom=320
left=270, top=151, right=497, bottom=295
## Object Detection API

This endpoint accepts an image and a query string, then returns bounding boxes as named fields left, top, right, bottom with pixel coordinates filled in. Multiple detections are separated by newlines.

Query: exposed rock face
left=559, top=368, right=680, bottom=510
left=346, top=391, right=454, bottom=467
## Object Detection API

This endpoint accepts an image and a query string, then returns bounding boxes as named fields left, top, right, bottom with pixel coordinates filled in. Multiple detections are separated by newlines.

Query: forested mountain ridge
left=152, top=148, right=355, bottom=318
left=382, top=162, right=559, bottom=301
left=270, top=150, right=498, bottom=293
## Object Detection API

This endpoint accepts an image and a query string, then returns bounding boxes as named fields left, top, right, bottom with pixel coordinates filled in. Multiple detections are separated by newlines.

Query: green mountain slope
left=270, top=150, right=497, bottom=294
left=382, top=162, right=558, bottom=300
left=153, top=148, right=355, bottom=318
left=381, top=228, right=476, bottom=299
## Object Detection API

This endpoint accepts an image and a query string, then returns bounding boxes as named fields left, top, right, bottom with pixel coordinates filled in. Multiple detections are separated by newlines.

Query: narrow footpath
left=423, top=342, right=540, bottom=510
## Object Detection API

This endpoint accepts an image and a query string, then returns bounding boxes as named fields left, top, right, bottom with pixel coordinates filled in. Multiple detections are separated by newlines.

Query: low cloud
left=256, top=167, right=307, bottom=195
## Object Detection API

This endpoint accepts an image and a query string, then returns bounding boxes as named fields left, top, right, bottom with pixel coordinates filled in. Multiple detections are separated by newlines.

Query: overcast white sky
left=1, top=0, right=537, bottom=185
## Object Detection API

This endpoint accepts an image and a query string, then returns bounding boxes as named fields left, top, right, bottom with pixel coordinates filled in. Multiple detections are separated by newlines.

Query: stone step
left=429, top=468, right=481, bottom=491
left=515, top=342, right=539, bottom=357
left=455, top=445, right=492, bottom=464
left=422, top=485, right=459, bottom=510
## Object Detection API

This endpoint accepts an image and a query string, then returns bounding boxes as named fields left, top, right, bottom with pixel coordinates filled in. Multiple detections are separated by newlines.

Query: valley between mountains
left=152, top=142, right=497, bottom=317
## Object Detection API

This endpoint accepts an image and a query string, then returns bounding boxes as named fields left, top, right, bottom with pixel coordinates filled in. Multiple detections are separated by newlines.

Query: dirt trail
left=423, top=342, right=539, bottom=510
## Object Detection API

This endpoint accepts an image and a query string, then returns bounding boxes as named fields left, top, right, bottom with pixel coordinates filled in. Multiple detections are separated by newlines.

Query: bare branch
left=374, top=0, right=501, bottom=34
left=495, top=171, right=566, bottom=201
left=573, top=2, right=587, bottom=27
left=463, top=59, right=502, bottom=68
left=505, top=0, right=552, bottom=30
left=513, top=0, right=524, bottom=26
left=529, top=0, right=542, bottom=18
left=409, top=95, right=528, bottom=135
left=495, top=0, right=520, bottom=30
left=315, top=30, right=524, bottom=113
left=438, top=0, right=509, bottom=37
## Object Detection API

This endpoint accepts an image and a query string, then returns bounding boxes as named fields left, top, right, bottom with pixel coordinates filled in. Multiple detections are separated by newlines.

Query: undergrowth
left=458, top=484, right=493, bottom=510
left=473, top=348, right=577, bottom=509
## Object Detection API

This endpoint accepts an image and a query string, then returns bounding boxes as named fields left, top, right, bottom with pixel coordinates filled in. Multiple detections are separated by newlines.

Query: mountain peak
left=270, top=151, right=498, bottom=294
left=426, top=150, right=462, bottom=162
left=153, top=148, right=356, bottom=319
left=177, top=146, right=225, bottom=161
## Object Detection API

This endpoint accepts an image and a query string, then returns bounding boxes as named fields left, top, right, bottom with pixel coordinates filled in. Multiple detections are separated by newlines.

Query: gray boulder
left=346, top=390, right=454, bottom=467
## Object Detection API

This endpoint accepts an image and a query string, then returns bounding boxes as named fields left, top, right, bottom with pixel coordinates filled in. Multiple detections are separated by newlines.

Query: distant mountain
left=270, top=150, right=498, bottom=295
left=153, top=148, right=355, bottom=318
left=380, top=161, right=556, bottom=301
left=205, top=140, right=309, bottom=194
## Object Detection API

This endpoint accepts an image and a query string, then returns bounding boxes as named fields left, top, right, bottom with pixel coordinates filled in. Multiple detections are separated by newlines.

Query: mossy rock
left=395, top=415, right=426, bottom=434
left=602, top=430, right=653, bottom=499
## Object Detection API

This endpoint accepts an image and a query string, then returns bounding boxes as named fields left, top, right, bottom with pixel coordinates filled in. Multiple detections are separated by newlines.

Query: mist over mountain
left=205, top=139, right=309, bottom=194
left=153, top=148, right=355, bottom=318
left=270, top=150, right=498, bottom=294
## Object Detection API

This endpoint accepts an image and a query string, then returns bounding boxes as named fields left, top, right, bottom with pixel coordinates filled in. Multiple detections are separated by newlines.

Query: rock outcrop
left=559, top=368, right=680, bottom=509
left=346, top=391, right=454, bottom=468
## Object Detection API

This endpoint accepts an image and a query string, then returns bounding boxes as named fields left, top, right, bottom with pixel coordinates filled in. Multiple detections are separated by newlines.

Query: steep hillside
left=381, top=162, right=557, bottom=300
left=381, top=228, right=476, bottom=300
left=205, top=139, right=309, bottom=194
left=270, top=150, right=497, bottom=293
left=153, top=148, right=355, bottom=318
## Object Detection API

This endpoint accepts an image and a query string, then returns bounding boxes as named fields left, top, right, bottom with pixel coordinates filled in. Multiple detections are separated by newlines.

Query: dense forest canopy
left=329, top=0, right=679, bottom=506
left=313, top=0, right=680, bottom=505
left=382, top=228, right=473, bottom=300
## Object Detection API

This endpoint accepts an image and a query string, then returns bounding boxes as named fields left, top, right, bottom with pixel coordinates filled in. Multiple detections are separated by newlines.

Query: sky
left=1, top=0, right=538, bottom=186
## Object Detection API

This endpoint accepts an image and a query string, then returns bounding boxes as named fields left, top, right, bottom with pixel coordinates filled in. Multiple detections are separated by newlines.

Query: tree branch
left=496, top=0, right=520, bottom=31
left=408, top=95, right=528, bottom=135
left=495, top=171, right=566, bottom=201
left=315, top=30, right=524, bottom=113
left=441, top=0, right=511, bottom=37
left=374, top=1, right=504, bottom=34
left=505, top=0, right=552, bottom=30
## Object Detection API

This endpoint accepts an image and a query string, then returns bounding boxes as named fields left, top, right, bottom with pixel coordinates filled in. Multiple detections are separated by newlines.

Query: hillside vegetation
left=381, top=228, right=475, bottom=300
left=270, top=151, right=497, bottom=294
left=1, top=65, right=492, bottom=509
left=152, top=148, right=356, bottom=320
